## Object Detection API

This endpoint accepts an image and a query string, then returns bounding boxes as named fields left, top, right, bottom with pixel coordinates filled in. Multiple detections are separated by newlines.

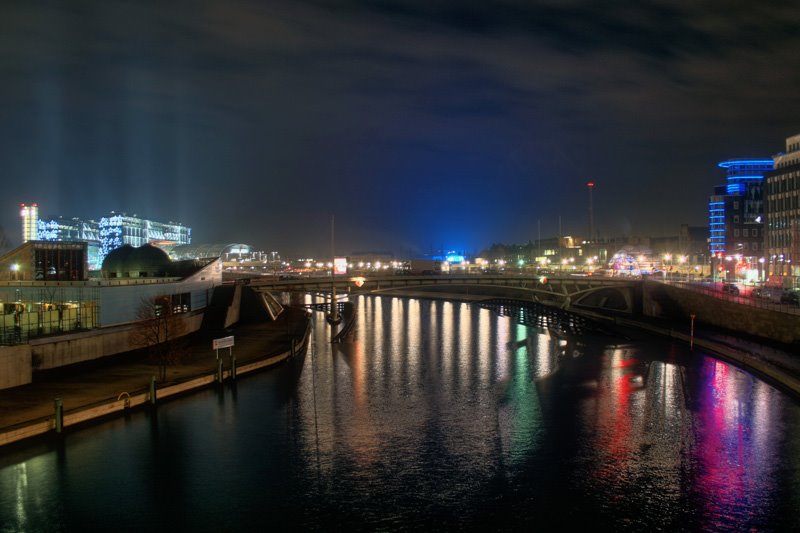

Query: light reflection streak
left=16, top=462, right=28, bottom=529
left=441, top=301, right=455, bottom=395
left=535, top=331, right=555, bottom=378
left=458, top=303, right=472, bottom=387
left=428, top=301, right=439, bottom=386
left=495, top=323, right=543, bottom=466
left=694, top=358, right=753, bottom=529
left=495, top=315, right=509, bottom=383
left=477, top=308, right=492, bottom=384
left=406, top=298, right=421, bottom=386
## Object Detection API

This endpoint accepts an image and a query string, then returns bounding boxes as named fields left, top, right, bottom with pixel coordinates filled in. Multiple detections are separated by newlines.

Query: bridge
left=248, top=274, right=639, bottom=305
left=479, top=298, right=614, bottom=336
left=243, top=273, right=800, bottom=344
left=247, top=274, right=644, bottom=317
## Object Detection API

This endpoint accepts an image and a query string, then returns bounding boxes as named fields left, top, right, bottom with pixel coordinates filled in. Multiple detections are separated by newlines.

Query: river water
left=1, top=295, right=799, bottom=531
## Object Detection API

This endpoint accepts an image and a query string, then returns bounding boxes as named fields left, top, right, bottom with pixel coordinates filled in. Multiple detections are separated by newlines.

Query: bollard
left=217, top=358, right=224, bottom=383
left=230, top=355, right=237, bottom=381
left=54, top=397, right=63, bottom=433
left=150, top=376, right=157, bottom=405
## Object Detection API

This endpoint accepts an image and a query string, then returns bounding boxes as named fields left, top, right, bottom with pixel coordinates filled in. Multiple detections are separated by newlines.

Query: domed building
left=102, top=244, right=172, bottom=278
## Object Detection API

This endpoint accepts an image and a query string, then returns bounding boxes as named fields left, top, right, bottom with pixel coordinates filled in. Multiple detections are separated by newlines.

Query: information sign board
left=212, top=336, right=235, bottom=350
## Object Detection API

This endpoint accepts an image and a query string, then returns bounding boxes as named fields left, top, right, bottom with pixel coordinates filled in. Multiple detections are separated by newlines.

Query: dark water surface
left=2, top=295, right=799, bottom=531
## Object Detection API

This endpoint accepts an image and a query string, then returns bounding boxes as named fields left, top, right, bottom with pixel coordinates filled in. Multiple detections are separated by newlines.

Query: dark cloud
left=1, top=0, right=799, bottom=256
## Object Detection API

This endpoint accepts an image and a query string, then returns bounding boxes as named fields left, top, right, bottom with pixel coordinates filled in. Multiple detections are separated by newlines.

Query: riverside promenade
left=0, top=307, right=310, bottom=446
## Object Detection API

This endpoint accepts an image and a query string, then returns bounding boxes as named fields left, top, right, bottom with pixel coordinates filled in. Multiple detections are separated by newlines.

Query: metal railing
left=660, top=280, right=800, bottom=316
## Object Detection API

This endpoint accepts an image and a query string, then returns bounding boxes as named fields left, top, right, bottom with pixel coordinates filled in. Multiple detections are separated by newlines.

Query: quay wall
left=30, top=311, right=205, bottom=371
left=0, top=322, right=310, bottom=447
left=643, top=282, right=800, bottom=345
left=225, top=284, right=242, bottom=328
left=0, top=345, right=32, bottom=389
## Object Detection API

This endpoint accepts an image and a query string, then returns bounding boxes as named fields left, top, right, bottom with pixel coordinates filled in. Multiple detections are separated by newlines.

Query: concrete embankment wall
left=30, top=311, right=205, bottom=371
left=0, top=345, right=32, bottom=389
left=225, top=284, right=242, bottom=328
left=643, top=281, right=800, bottom=345
left=2, top=284, right=253, bottom=390
left=0, top=322, right=311, bottom=447
left=587, top=313, right=800, bottom=397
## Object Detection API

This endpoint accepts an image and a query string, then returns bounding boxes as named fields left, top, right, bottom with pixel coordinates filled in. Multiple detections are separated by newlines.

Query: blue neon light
left=717, top=159, right=774, bottom=169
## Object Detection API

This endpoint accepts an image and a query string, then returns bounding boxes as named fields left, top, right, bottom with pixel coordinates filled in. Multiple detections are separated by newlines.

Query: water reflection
left=1, top=295, right=798, bottom=530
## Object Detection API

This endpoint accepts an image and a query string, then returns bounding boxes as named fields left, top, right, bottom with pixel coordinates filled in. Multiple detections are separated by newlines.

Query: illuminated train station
left=19, top=203, right=192, bottom=270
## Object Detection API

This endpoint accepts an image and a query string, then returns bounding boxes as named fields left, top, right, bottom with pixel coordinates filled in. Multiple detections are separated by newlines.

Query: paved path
left=0, top=308, right=309, bottom=431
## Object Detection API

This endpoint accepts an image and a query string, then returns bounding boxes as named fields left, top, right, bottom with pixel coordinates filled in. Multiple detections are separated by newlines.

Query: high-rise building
left=765, top=133, right=800, bottom=281
left=708, top=159, right=773, bottom=280
left=20, top=203, right=39, bottom=242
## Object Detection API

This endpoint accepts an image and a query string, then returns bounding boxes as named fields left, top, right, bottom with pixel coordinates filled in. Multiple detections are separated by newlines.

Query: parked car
left=780, top=290, right=800, bottom=305
left=722, top=283, right=739, bottom=295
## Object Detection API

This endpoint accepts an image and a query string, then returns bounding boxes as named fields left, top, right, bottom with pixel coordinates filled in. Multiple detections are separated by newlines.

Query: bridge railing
left=660, top=280, right=800, bottom=316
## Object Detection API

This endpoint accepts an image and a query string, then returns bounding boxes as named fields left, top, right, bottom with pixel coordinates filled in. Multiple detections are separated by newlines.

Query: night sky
left=1, top=1, right=799, bottom=257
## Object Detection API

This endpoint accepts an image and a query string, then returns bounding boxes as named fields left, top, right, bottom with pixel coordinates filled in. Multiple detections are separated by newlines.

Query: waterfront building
left=765, top=133, right=800, bottom=283
left=21, top=204, right=192, bottom=270
left=0, top=240, right=88, bottom=281
left=0, top=241, right=222, bottom=387
left=708, top=159, right=773, bottom=280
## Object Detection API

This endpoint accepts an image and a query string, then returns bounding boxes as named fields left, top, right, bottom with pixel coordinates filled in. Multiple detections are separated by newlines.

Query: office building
left=765, top=133, right=800, bottom=281
left=708, top=159, right=773, bottom=280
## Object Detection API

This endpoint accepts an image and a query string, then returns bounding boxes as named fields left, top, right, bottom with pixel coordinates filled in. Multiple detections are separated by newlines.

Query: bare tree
left=129, top=295, right=189, bottom=382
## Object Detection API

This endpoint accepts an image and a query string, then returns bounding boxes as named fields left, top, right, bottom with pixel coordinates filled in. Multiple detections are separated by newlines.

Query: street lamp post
left=587, top=181, right=595, bottom=242
left=663, top=253, right=672, bottom=280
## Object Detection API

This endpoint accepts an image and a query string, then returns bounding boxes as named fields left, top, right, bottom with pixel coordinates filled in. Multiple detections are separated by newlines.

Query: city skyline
left=1, top=1, right=799, bottom=256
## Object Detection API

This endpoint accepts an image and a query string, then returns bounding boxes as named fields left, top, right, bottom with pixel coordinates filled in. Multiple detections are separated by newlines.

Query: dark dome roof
left=102, top=244, right=172, bottom=277
left=128, top=244, right=170, bottom=272
left=101, top=244, right=135, bottom=273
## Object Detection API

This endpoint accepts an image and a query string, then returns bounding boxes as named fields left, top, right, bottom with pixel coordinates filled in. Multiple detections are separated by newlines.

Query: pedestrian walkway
left=0, top=308, right=310, bottom=432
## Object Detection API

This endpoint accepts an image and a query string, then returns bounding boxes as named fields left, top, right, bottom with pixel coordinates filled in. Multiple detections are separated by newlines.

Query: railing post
left=150, top=376, right=157, bottom=405
left=54, top=397, right=63, bottom=433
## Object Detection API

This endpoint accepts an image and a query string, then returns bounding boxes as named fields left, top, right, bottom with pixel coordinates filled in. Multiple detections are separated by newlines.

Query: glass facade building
left=98, top=214, right=191, bottom=265
left=26, top=206, right=191, bottom=271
